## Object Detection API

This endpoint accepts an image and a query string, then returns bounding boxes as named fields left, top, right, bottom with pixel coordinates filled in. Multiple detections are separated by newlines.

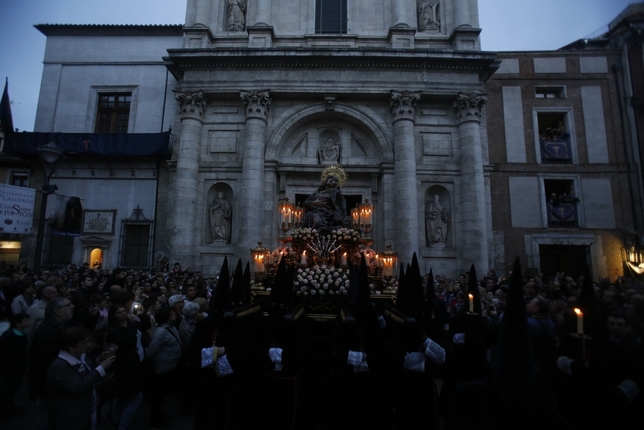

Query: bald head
left=41, top=286, right=58, bottom=303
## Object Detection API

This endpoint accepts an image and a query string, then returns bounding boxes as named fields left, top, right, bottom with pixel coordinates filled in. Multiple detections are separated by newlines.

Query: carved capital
left=240, top=90, right=271, bottom=121
left=390, top=90, right=421, bottom=122
left=453, top=92, right=487, bottom=123
left=175, top=90, right=208, bottom=118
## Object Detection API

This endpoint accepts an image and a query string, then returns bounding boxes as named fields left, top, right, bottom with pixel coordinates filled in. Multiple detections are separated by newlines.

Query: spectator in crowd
left=11, top=283, right=36, bottom=315
left=0, top=313, right=30, bottom=419
left=46, top=326, right=116, bottom=430
left=27, top=285, right=58, bottom=339
left=29, top=297, right=74, bottom=430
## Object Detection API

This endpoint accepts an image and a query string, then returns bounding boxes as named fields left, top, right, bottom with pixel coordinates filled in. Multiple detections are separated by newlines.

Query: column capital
left=453, top=92, right=487, bottom=123
left=174, top=90, right=208, bottom=118
left=240, top=90, right=271, bottom=121
left=390, top=90, right=421, bottom=122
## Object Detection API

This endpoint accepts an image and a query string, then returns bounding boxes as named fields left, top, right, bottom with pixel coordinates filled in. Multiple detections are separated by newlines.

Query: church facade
left=161, top=0, right=496, bottom=276
left=4, top=0, right=642, bottom=279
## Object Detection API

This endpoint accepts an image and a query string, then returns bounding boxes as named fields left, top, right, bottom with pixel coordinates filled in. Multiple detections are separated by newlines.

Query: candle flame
left=468, top=294, right=473, bottom=300
left=574, top=308, right=582, bottom=316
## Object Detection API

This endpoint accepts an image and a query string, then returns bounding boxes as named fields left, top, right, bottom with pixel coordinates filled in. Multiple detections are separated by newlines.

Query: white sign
left=0, top=183, right=36, bottom=234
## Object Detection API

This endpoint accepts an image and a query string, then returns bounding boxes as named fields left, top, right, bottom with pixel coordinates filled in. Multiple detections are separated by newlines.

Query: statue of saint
left=303, top=165, right=351, bottom=234
left=227, top=0, right=246, bottom=32
left=426, top=195, right=447, bottom=246
left=210, top=192, right=232, bottom=242
left=417, top=0, right=440, bottom=32
left=318, top=137, right=340, bottom=163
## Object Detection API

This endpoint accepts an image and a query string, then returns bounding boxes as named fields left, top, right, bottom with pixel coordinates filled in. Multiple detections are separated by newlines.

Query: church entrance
left=539, top=244, right=589, bottom=278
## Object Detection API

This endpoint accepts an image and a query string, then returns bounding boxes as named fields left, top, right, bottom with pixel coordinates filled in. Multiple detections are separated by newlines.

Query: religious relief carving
left=390, top=90, right=422, bottom=122
left=417, top=0, right=440, bottom=32
left=240, top=90, right=271, bottom=121
left=426, top=194, right=448, bottom=246
left=453, top=92, right=487, bottom=122
left=227, top=0, right=246, bottom=32
left=175, top=90, right=208, bottom=118
left=318, top=137, right=340, bottom=164
left=210, top=192, right=232, bottom=243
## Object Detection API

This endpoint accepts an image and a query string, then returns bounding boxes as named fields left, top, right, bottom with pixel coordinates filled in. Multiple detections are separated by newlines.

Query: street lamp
left=33, top=142, right=65, bottom=271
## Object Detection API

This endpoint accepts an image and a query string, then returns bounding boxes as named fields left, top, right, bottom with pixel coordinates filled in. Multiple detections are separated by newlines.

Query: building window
left=95, top=93, right=131, bottom=133
left=316, top=0, right=347, bottom=34
left=10, top=172, right=29, bottom=187
left=119, top=207, right=152, bottom=269
left=535, top=86, right=566, bottom=99
left=544, top=179, right=580, bottom=227
left=537, top=112, right=572, bottom=164
left=45, top=225, right=74, bottom=268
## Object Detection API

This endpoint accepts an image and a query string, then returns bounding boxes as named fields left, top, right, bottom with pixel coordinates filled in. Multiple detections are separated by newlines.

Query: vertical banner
left=0, top=183, right=36, bottom=234
left=51, top=195, right=83, bottom=236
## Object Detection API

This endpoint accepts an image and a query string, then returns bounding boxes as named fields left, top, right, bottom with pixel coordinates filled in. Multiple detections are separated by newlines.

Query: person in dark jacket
left=47, top=326, right=115, bottom=430
left=0, top=313, right=30, bottom=419
left=28, top=297, right=74, bottom=430
left=105, top=300, right=150, bottom=430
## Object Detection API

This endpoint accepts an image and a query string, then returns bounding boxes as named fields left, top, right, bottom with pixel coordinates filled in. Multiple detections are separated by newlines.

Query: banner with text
left=0, top=183, right=35, bottom=234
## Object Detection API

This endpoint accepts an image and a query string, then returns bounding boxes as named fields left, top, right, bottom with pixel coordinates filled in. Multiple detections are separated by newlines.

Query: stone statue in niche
left=227, top=0, right=246, bottom=32
left=318, top=137, right=340, bottom=164
left=210, top=192, right=232, bottom=242
left=426, top=195, right=448, bottom=246
left=417, top=0, right=440, bottom=32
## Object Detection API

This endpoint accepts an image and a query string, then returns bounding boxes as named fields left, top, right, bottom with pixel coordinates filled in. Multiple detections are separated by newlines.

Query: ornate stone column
left=170, top=90, right=207, bottom=268
left=392, top=0, right=414, bottom=27
left=453, top=0, right=472, bottom=28
left=237, top=90, right=271, bottom=260
left=391, top=90, right=422, bottom=262
left=454, top=92, right=489, bottom=271
left=194, top=0, right=212, bottom=27
left=255, top=0, right=271, bottom=25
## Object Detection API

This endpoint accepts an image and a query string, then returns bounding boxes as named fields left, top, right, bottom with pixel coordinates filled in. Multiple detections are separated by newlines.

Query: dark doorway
left=539, top=244, right=589, bottom=278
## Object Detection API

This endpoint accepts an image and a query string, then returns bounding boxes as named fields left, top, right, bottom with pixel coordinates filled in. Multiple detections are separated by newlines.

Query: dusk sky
left=0, top=0, right=639, bottom=131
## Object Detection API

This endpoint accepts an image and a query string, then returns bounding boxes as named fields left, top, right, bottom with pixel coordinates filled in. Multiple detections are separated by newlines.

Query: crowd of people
left=0, top=257, right=642, bottom=429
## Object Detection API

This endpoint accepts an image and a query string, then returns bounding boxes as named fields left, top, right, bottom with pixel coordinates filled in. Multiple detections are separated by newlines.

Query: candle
left=574, top=308, right=583, bottom=335
left=364, top=253, right=370, bottom=266
left=300, top=251, right=307, bottom=266
left=341, top=252, right=347, bottom=266
left=468, top=294, right=474, bottom=312
left=254, top=255, right=264, bottom=274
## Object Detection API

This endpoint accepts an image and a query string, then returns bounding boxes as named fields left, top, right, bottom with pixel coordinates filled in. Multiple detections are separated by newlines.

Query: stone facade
left=160, top=0, right=496, bottom=275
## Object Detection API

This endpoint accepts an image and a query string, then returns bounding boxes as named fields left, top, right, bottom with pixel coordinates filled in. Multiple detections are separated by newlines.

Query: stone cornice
left=164, top=48, right=498, bottom=73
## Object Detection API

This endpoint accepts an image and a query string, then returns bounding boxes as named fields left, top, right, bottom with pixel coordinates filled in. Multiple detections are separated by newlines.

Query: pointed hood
left=230, top=258, right=244, bottom=305
left=270, top=255, right=288, bottom=309
left=212, top=256, right=231, bottom=314
left=577, top=263, right=597, bottom=337
left=491, top=257, right=537, bottom=409
left=426, top=268, right=435, bottom=302
left=242, top=262, right=251, bottom=305
left=467, top=264, right=482, bottom=313
left=395, top=262, right=407, bottom=311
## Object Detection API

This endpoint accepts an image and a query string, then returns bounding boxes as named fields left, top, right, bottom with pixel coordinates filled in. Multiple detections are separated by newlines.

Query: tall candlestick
left=468, top=294, right=474, bottom=312
left=574, top=308, right=583, bottom=335
left=300, top=251, right=307, bottom=266
left=341, top=252, right=347, bottom=266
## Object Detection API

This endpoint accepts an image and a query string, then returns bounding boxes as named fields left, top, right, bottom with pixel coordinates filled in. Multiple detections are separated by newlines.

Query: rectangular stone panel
left=581, top=86, right=609, bottom=163
left=509, top=176, right=542, bottom=228
left=502, top=86, right=527, bottom=163
left=209, top=130, right=239, bottom=153
left=534, top=58, right=566, bottom=73
left=580, top=57, right=608, bottom=73
left=422, top=132, right=451, bottom=156
left=496, top=59, right=519, bottom=74
left=581, top=178, right=615, bottom=229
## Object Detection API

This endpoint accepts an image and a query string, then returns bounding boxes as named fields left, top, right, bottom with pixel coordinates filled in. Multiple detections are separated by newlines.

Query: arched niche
left=424, top=186, right=451, bottom=247
left=266, top=102, right=391, bottom=163
left=205, top=183, right=234, bottom=244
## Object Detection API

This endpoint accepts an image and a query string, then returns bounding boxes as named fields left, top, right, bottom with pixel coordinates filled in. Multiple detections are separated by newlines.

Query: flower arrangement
left=327, top=227, right=361, bottom=242
left=294, top=265, right=349, bottom=298
left=291, top=227, right=320, bottom=242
